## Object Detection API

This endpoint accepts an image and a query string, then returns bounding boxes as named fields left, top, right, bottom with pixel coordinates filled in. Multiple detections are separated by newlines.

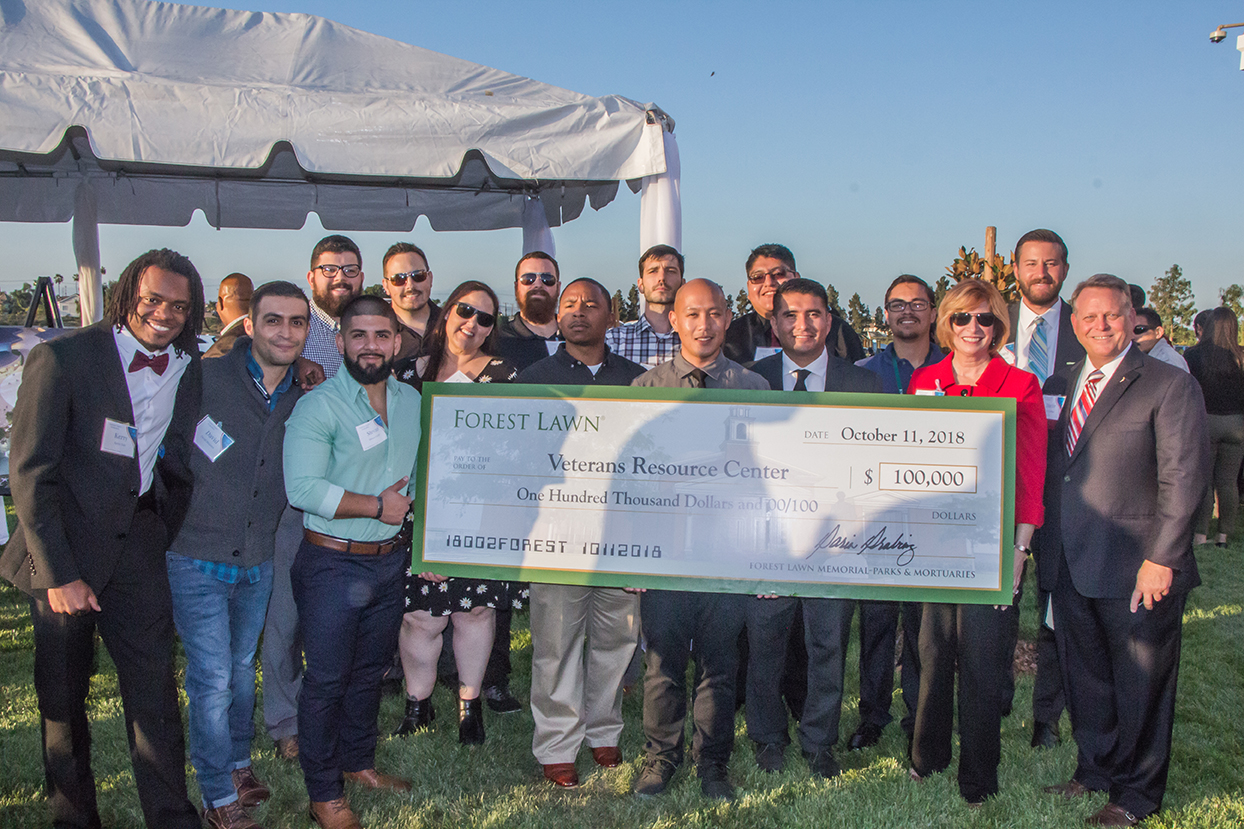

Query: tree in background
left=873, top=305, right=888, bottom=335
left=934, top=275, right=952, bottom=306
left=611, top=289, right=625, bottom=321
left=847, top=292, right=870, bottom=334
left=1149, top=264, right=1196, bottom=345
left=735, top=288, right=752, bottom=316
left=1219, top=284, right=1244, bottom=324
left=623, top=284, right=641, bottom=322
left=946, top=246, right=1017, bottom=302
left=824, top=282, right=843, bottom=315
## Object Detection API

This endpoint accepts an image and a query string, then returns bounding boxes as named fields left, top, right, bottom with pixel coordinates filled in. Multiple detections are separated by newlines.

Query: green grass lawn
left=1, top=541, right=1241, bottom=828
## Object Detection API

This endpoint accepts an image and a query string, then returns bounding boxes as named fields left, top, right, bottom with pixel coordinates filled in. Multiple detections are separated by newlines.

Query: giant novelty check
left=412, top=384, right=1016, bottom=604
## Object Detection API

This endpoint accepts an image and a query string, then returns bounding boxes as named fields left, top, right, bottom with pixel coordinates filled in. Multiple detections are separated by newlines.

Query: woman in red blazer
left=906, top=278, right=1046, bottom=804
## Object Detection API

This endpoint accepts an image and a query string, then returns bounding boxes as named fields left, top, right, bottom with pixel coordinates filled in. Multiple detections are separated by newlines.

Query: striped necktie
left=1065, top=369, right=1104, bottom=456
left=1027, top=318, right=1049, bottom=384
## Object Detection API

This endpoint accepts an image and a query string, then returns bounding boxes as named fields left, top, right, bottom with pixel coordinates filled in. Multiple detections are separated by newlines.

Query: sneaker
left=633, top=757, right=677, bottom=797
left=698, top=763, right=735, bottom=800
left=753, top=741, right=785, bottom=773
left=482, top=683, right=522, bottom=714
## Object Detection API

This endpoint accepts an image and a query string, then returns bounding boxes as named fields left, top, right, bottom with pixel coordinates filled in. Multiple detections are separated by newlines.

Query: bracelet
left=1015, top=544, right=1030, bottom=555
left=375, top=495, right=384, bottom=520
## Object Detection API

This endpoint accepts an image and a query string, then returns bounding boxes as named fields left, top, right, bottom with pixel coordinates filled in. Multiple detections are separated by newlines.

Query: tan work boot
left=309, top=797, right=362, bottom=829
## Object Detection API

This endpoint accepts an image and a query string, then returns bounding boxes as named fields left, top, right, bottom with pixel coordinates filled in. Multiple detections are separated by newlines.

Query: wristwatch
left=375, top=495, right=384, bottom=519
left=1014, top=544, right=1031, bottom=556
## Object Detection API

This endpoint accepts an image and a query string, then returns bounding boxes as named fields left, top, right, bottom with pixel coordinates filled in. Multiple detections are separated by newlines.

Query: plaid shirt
left=302, top=302, right=343, bottom=379
left=604, top=315, right=680, bottom=369
left=186, top=555, right=266, bottom=585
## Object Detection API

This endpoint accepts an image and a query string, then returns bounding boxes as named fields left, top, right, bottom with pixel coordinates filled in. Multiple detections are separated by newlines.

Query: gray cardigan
left=168, top=337, right=302, bottom=567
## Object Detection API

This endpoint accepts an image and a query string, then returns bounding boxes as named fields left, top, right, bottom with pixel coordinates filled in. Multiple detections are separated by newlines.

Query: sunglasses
left=746, top=267, right=793, bottom=285
left=518, top=272, right=558, bottom=287
left=949, top=312, right=997, bottom=328
left=386, top=269, right=430, bottom=286
left=453, top=302, right=496, bottom=329
left=1133, top=325, right=1154, bottom=335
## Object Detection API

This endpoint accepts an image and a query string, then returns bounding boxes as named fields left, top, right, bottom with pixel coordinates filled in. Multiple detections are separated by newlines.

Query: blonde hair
left=935, top=279, right=1010, bottom=355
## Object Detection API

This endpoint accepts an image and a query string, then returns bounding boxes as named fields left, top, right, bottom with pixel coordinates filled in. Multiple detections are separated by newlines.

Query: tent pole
left=521, top=195, right=556, bottom=256
left=73, top=181, right=104, bottom=326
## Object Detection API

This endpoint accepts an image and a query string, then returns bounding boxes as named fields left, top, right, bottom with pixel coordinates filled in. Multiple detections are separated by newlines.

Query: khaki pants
left=530, top=584, right=639, bottom=764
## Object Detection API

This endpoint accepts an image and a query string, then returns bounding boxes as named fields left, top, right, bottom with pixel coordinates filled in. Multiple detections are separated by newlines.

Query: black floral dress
left=395, top=356, right=527, bottom=615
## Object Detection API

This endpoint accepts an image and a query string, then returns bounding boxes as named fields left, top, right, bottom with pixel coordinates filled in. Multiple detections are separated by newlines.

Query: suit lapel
left=93, top=324, right=137, bottom=426
left=1054, top=300, right=1085, bottom=371
left=1068, top=348, right=1144, bottom=465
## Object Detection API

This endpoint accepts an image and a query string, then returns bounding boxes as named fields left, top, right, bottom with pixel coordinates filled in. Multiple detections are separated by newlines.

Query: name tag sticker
left=194, top=415, right=234, bottom=462
left=753, top=346, right=782, bottom=361
left=101, top=418, right=136, bottom=457
left=357, top=415, right=387, bottom=451
left=913, top=388, right=944, bottom=397
left=1043, top=394, right=1066, bottom=421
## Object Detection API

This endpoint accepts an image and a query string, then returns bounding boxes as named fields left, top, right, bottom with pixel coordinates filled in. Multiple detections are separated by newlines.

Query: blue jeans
left=166, top=553, right=273, bottom=809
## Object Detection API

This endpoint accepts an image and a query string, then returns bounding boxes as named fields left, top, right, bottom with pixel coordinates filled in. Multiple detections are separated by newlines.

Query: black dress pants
left=641, top=590, right=746, bottom=768
left=1053, top=559, right=1185, bottom=819
left=857, top=599, right=922, bottom=735
left=30, top=509, right=199, bottom=829
left=911, top=601, right=1014, bottom=803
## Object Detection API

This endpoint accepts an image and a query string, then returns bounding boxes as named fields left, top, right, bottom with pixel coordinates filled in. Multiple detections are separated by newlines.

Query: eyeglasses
left=1133, top=325, right=1154, bottom=336
left=453, top=302, right=496, bottom=329
left=313, top=263, right=361, bottom=278
left=746, top=267, right=793, bottom=285
left=886, top=299, right=931, bottom=313
left=949, top=312, right=997, bottom=328
left=518, top=272, right=558, bottom=287
left=385, top=269, right=430, bottom=286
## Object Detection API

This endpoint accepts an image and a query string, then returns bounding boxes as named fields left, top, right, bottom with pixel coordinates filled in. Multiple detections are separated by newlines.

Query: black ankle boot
left=458, top=696, right=485, bottom=745
left=393, top=696, right=434, bottom=736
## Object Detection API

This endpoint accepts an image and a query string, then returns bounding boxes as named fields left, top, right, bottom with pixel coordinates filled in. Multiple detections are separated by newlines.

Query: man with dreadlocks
left=1, top=248, right=206, bottom=829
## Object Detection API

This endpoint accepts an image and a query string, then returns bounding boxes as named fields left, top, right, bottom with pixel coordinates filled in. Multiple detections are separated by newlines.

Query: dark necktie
left=129, top=351, right=169, bottom=376
left=793, top=369, right=811, bottom=391
left=688, top=368, right=707, bottom=388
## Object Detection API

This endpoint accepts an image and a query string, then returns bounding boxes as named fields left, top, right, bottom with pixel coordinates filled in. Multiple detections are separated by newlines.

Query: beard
left=343, top=352, right=394, bottom=386
left=1018, top=279, right=1060, bottom=308
left=313, top=283, right=359, bottom=318
left=520, top=291, right=556, bottom=325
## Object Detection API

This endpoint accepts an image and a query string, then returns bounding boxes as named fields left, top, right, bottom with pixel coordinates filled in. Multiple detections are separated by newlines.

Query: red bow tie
left=128, top=351, right=169, bottom=376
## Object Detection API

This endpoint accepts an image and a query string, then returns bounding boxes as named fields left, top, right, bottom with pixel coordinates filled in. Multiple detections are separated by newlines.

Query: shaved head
left=217, top=273, right=254, bottom=327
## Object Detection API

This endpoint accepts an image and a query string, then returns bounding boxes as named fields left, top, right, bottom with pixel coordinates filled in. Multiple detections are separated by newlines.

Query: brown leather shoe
left=203, top=800, right=261, bottom=829
left=543, top=762, right=580, bottom=788
left=231, top=766, right=271, bottom=808
left=309, top=797, right=362, bottom=829
left=343, top=768, right=412, bottom=792
left=1086, top=802, right=1142, bottom=826
left=274, top=735, right=299, bottom=760
left=1044, top=778, right=1092, bottom=799
left=590, top=746, right=622, bottom=768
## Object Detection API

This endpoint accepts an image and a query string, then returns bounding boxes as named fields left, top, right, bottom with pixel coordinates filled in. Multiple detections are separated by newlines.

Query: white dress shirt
left=1015, top=300, right=1063, bottom=379
left=780, top=348, right=828, bottom=392
left=1070, top=342, right=1133, bottom=405
left=113, top=326, right=191, bottom=495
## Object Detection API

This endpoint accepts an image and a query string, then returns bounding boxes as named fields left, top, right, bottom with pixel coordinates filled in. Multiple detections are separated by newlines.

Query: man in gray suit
left=1041, top=274, right=1208, bottom=826
left=1005, top=228, right=1086, bottom=748
left=745, top=279, right=881, bottom=779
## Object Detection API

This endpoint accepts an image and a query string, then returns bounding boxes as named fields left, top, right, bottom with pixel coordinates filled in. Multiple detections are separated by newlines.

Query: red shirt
left=908, top=355, right=1046, bottom=527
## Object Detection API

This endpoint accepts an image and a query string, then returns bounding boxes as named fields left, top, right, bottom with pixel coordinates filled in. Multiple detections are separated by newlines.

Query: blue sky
left=3, top=0, right=1242, bottom=313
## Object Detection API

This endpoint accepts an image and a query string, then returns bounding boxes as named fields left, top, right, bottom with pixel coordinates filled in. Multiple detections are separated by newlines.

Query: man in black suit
left=1004, top=228, right=1086, bottom=748
left=1041, top=274, right=1208, bottom=826
left=745, top=278, right=881, bottom=779
left=1, top=249, right=205, bottom=828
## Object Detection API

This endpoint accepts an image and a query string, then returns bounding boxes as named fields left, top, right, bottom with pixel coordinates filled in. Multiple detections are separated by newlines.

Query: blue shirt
left=857, top=340, right=945, bottom=394
left=284, top=366, right=422, bottom=542
left=245, top=344, right=296, bottom=412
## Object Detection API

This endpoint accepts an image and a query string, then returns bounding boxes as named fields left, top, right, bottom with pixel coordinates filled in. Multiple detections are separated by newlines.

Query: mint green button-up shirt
left=283, top=367, right=421, bottom=542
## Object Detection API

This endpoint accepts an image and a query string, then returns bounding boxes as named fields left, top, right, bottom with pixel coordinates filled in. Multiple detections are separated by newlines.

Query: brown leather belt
left=304, top=529, right=402, bottom=556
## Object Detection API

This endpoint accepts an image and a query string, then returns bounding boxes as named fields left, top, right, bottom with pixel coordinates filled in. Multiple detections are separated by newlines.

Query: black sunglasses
left=518, top=272, right=558, bottom=287
left=1133, top=325, right=1154, bottom=336
left=949, top=312, right=997, bottom=328
left=453, top=302, right=496, bottom=329
left=386, top=269, right=430, bottom=286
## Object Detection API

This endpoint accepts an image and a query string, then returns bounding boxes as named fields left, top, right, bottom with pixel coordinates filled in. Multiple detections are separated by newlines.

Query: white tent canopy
left=0, top=0, right=681, bottom=322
